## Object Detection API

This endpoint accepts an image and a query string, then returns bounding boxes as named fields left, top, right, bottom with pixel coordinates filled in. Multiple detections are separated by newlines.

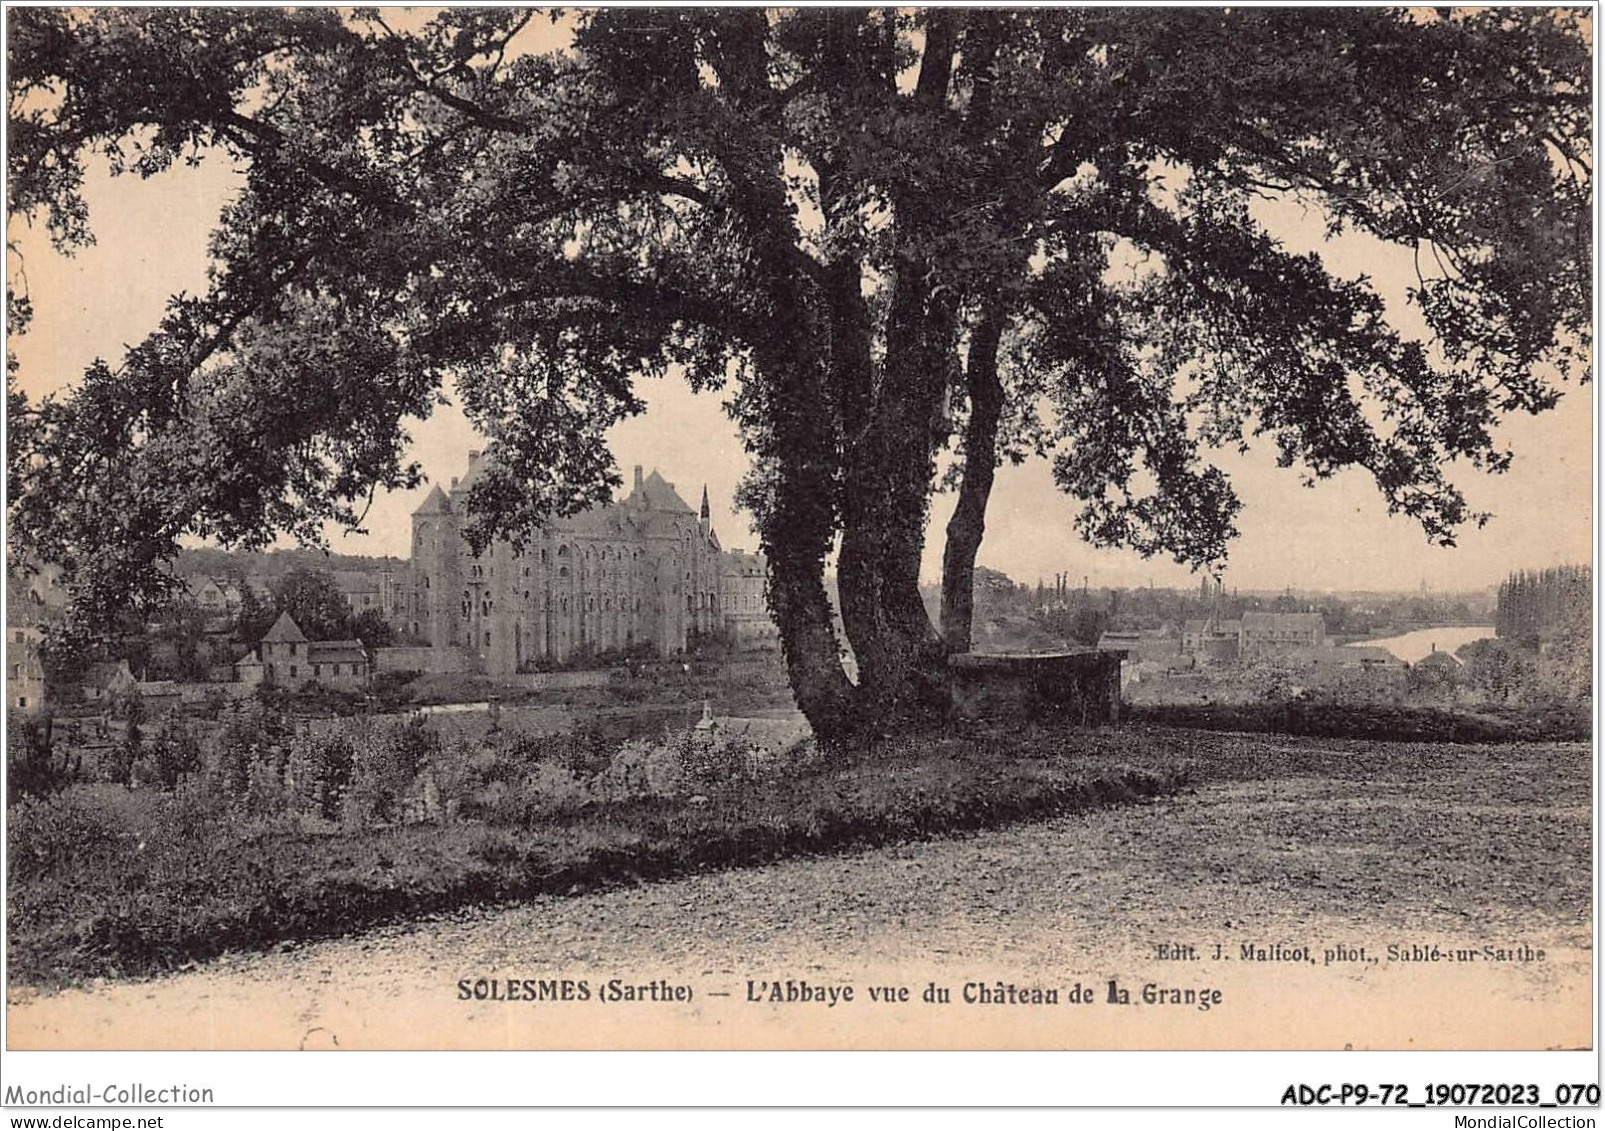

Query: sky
left=6, top=114, right=1594, bottom=596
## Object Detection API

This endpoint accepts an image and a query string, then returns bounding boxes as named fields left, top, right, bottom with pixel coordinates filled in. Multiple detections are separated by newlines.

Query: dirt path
left=8, top=778, right=1590, bottom=1051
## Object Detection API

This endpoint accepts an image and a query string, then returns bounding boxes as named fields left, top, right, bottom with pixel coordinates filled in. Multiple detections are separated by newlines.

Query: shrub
left=482, top=762, right=590, bottom=825
left=428, top=737, right=481, bottom=818
left=7, top=791, right=132, bottom=883
left=245, top=754, right=290, bottom=816
left=597, top=737, right=659, bottom=800
left=149, top=711, right=201, bottom=790
left=6, top=711, right=74, bottom=802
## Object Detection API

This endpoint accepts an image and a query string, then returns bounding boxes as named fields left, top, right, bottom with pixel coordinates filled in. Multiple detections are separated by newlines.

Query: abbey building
left=392, top=453, right=758, bottom=675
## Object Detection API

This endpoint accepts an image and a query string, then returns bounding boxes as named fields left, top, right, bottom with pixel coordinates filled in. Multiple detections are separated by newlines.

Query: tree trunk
left=764, top=518, right=856, bottom=740
left=751, top=324, right=858, bottom=745
left=940, top=306, right=1007, bottom=654
left=835, top=256, right=957, bottom=727
left=828, top=8, right=965, bottom=729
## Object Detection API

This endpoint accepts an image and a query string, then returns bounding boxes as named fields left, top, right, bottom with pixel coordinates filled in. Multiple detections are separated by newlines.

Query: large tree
left=7, top=8, right=1591, bottom=742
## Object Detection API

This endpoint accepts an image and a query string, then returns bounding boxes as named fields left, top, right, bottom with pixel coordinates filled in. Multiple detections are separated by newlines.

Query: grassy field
left=7, top=721, right=1589, bottom=988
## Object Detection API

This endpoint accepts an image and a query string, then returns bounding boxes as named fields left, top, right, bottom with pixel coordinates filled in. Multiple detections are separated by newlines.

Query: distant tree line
left=1495, top=565, right=1590, bottom=646
left=918, top=566, right=1492, bottom=651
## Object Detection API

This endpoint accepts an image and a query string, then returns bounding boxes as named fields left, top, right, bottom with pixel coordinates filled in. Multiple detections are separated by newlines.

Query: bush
left=6, top=712, right=74, bottom=802
left=1125, top=701, right=1588, bottom=743
left=7, top=791, right=132, bottom=883
left=340, top=716, right=441, bottom=828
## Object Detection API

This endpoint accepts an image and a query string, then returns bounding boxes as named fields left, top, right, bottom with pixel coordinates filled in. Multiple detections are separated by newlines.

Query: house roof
left=263, top=611, right=308, bottom=643
left=1337, top=645, right=1402, bottom=665
left=1241, top=611, right=1325, bottom=631
left=413, top=485, right=452, bottom=516
left=83, top=660, right=134, bottom=687
left=722, top=550, right=767, bottom=577
left=1415, top=649, right=1463, bottom=668
left=307, top=641, right=368, bottom=664
left=1281, top=645, right=1399, bottom=667
left=1183, top=619, right=1242, bottom=634
left=626, top=470, right=696, bottom=514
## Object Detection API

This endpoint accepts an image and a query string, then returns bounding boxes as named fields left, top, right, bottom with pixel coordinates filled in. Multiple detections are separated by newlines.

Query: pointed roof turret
left=700, top=484, right=711, bottom=521
left=413, top=485, right=452, bottom=515
left=263, top=611, right=308, bottom=644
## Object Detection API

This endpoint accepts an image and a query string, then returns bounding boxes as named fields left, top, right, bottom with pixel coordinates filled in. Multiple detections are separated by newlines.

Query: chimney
left=467, top=449, right=482, bottom=464
left=634, top=465, right=643, bottom=491
left=450, top=477, right=459, bottom=489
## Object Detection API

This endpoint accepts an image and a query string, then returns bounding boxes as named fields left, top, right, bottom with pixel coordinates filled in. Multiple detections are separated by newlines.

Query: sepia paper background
left=3, top=5, right=1595, bottom=1065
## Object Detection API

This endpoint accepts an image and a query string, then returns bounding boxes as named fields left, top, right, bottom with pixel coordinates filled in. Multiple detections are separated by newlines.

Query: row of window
left=415, top=535, right=667, bottom=565
left=267, top=661, right=362, bottom=680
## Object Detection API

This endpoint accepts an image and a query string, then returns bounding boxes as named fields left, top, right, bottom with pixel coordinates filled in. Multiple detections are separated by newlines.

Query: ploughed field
left=7, top=725, right=1591, bottom=1050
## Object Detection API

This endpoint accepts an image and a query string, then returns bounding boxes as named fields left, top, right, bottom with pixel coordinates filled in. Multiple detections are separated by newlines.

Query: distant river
left=1348, top=625, right=1496, bottom=664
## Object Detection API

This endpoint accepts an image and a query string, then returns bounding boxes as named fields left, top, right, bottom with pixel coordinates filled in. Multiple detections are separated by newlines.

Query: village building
left=721, top=549, right=779, bottom=649
left=181, top=575, right=244, bottom=616
left=1239, top=611, right=1326, bottom=657
left=332, top=568, right=404, bottom=621
left=1180, top=618, right=1242, bottom=664
left=81, top=659, right=138, bottom=703
left=6, top=563, right=66, bottom=715
left=1281, top=644, right=1401, bottom=670
left=1096, top=629, right=1180, bottom=665
left=258, top=611, right=371, bottom=689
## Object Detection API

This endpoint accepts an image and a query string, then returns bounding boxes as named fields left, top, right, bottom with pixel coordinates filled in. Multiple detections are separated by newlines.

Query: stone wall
left=948, top=651, right=1124, bottom=725
left=526, top=670, right=613, bottom=691
left=373, top=646, right=472, bottom=675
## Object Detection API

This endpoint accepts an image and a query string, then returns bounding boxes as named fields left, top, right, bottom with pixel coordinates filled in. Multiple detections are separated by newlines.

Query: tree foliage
left=7, top=8, right=1591, bottom=739
left=1494, top=564, right=1591, bottom=646
left=270, top=565, right=352, bottom=642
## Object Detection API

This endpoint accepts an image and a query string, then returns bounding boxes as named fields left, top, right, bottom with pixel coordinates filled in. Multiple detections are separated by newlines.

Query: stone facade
left=259, top=611, right=371, bottom=689
left=720, top=549, right=779, bottom=649
left=6, top=563, right=64, bottom=715
left=1238, top=611, right=1325, bottom=657
left=392, top=456, right=729, bottom=675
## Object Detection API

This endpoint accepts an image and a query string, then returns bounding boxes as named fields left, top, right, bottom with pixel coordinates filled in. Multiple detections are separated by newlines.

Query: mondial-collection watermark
left=3, top=1085, right=215, bottom=1106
